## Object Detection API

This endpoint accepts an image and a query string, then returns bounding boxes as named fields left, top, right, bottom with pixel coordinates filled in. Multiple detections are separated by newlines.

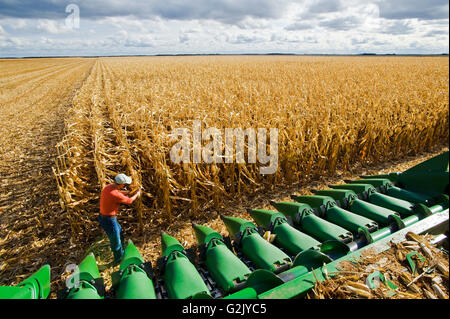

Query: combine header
left=1, top=152, right=448, bottom=299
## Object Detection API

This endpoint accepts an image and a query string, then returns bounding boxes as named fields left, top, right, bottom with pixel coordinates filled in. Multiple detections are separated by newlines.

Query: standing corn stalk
left=54, top=56, right=449, bottom=242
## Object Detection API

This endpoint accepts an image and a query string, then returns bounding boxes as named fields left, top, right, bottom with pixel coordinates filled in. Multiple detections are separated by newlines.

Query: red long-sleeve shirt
left=100, top=184, right=134, bottom=216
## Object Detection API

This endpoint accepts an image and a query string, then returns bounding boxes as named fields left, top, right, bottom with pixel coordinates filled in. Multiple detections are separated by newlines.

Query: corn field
left=51, top=56, right=449, bottom=241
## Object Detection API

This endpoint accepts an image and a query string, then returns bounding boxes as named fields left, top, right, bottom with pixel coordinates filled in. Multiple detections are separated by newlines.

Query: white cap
left=115, top=173, right=132, bottom=185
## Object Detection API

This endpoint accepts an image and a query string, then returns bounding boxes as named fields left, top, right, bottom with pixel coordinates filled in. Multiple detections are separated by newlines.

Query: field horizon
left=1, top=53, right=449, bottom=60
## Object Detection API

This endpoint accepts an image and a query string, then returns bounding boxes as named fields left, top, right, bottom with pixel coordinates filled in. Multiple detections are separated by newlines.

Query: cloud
left=236, top=17, right=272, bottom=29
left=285, top=21, right=315, bottom=31
left=0, top=0, right=292, bottom=24
left=36, top=19, right=74, bottom=34
left=308, top=0, right=342, bottom=14
left=124, top=39, right=154, bottom=48
left=4, top=19, right=28, bottom=30
left=382, top=20, right=414, bottom=35
left=319, top=16, right=362, bottom=31
left=424, top=29, right=449, bottom=37
left=0, top=36, right=24, bottom=48
left=302, top=35, right=319, bottom=44
left=103, top=17, right=152, bottom=34
left=372, top=40, right=388, bottom=46
left=0, top=1, right=67, bottom=19
left=271, top=33, right=299, bottom=43
left=351, top=37, right=369, bottom=45
left=120, top=30, right=156, bottom=47
left=179, top=33, right=189, bottom=43
left=0, top=0, right=448, bottom=56
left=376, top=0, right=449, bottom=20
left=228, top=33, right=266, bottom=44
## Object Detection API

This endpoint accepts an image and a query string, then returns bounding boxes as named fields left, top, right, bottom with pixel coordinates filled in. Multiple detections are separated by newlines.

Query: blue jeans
left=98, top=214, right=124, bottom=263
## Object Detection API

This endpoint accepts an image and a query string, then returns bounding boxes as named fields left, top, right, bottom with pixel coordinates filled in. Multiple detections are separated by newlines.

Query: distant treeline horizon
left=1, top=53, right=449, bottom=59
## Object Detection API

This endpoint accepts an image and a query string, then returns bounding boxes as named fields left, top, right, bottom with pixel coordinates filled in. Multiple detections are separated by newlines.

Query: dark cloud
left=303, top=35, right=318, bottom=43
left=409, top=41, right=421, bottom=48
left=308, top=0, right=341, bottom=14
left=372, top=40, right=388, bottom=46
left=424, top=29, right=449, bottom=37
left=270, top=33, right=301, bottom=43
left=0, top=1, right=67, bottom=19
left=0, top=0, right=291, bottom=24
left=124, top=40, right=154, bottom=48
left=229, top=34, right=264, bottom=44
left=376, top=0, right=449, bottom=20
left=179, top=33, right=189, bottom=43
left=351, top=38, right=369, bottom=45
left=284, top=21, right=314, bottom=31
left=382, top=21, right=414, bottom=35
left=319, top=16, right=361, bottom=31
left=297, top=0, right=343, bottom=20
left=236, top=18, right=271, bottom=30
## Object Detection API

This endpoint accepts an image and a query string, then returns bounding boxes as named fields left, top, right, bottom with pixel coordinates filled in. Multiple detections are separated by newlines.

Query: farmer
left=99, top=173, right=141, bottom=265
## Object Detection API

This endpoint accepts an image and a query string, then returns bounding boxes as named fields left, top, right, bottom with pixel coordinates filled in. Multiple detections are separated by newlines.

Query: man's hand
left=129, top=188, right=141, bottom=196
left=130, top=188, right=142, bottom=202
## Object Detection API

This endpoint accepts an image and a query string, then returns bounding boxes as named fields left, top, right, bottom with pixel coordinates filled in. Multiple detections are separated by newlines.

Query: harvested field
left=0, top=56, right=448, bottom=298
left=0, top=58, right=95, bottom=288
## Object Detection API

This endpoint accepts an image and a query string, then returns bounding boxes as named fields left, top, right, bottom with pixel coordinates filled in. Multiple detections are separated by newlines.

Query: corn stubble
left=307, top=232, right=449, bottom=299
left=0, top=58, right=95, bottom=286
left=54, top=56, right=449, bottom=241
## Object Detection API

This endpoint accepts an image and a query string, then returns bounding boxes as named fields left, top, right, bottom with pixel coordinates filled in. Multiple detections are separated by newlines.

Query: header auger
left=1, top=151, right=448, bottom=299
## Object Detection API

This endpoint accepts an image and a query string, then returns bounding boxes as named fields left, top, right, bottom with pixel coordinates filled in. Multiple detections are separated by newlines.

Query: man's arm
left=112, top=189, right=141, bottom=205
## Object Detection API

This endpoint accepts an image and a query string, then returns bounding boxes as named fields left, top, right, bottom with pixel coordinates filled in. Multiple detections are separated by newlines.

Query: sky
left=0, top=0, right=448, bottom=57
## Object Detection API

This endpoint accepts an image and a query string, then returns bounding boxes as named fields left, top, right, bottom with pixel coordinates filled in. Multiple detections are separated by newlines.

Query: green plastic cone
left=161, top=231, right=185, bottom=257
left=78, top=253, right=101, bottom=282
left=220, top=215, right=257, bottom=238
left=248, top=209, right=285, bottom=229
left=192, top=223, right=223, bottom=245
left=120, top=240, right=145, bottom=271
